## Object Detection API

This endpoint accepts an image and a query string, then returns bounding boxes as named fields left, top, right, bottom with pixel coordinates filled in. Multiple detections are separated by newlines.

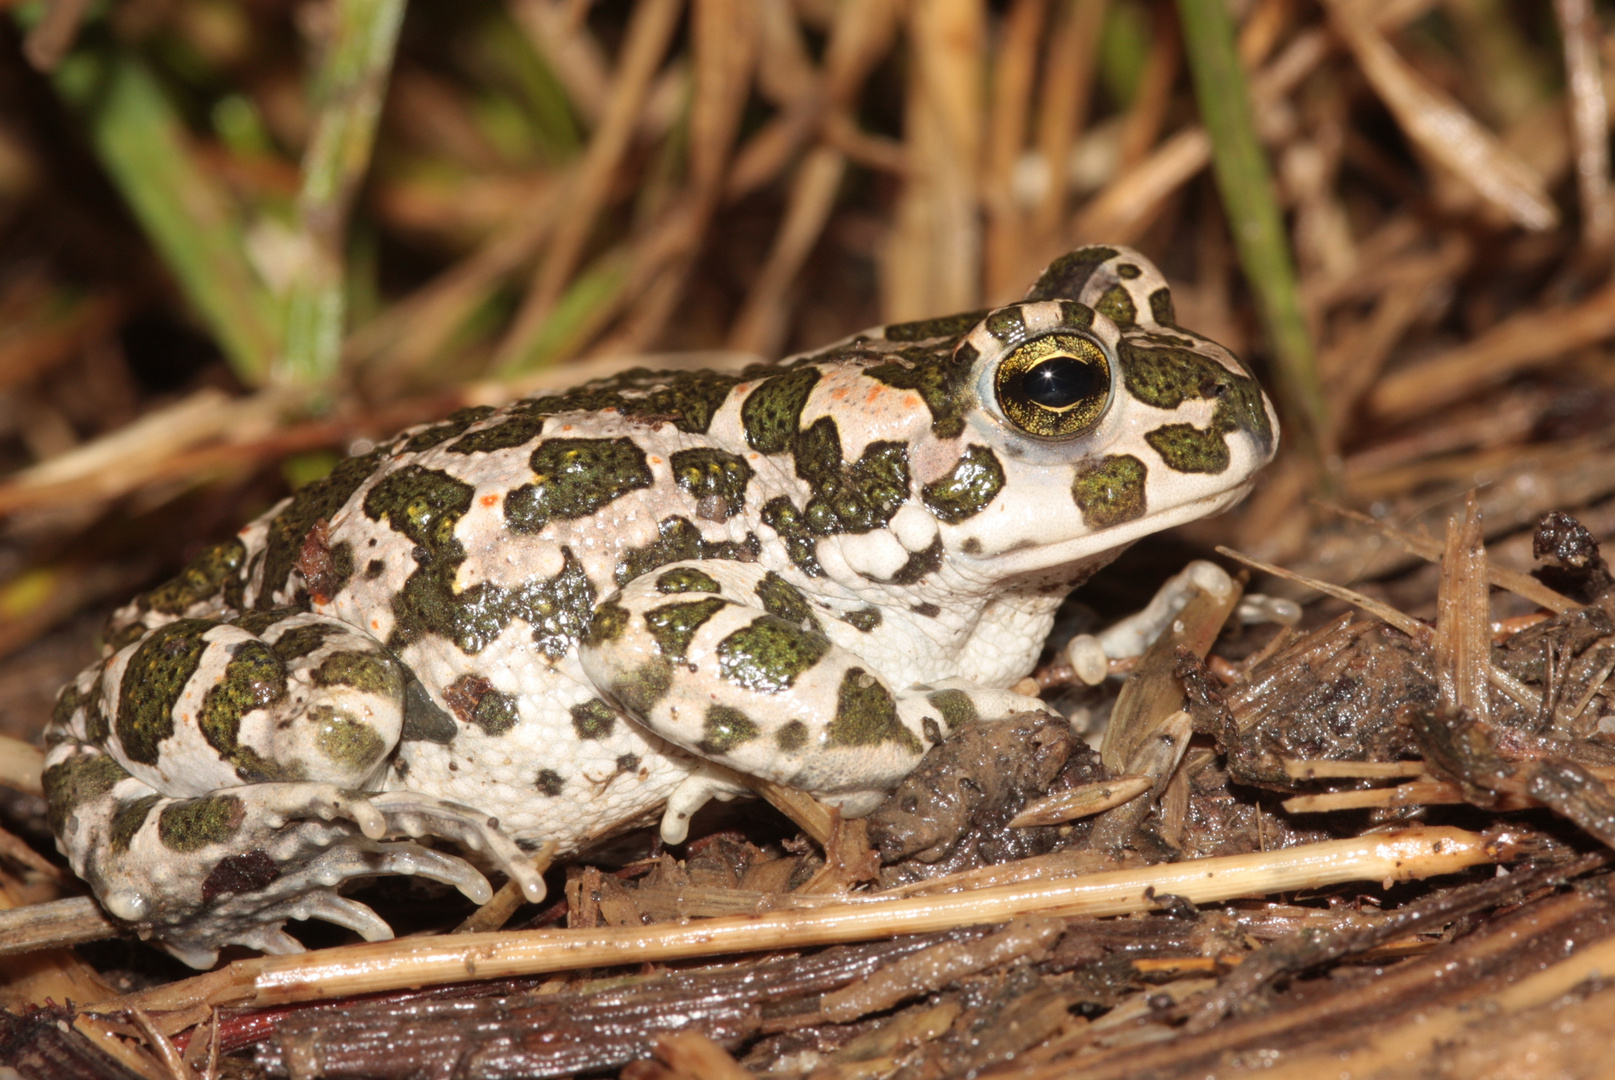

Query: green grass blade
left=1175, top=0, right=1328, bottom=457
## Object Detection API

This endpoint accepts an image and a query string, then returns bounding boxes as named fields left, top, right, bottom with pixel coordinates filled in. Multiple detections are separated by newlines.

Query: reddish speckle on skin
left=867, top=387, right=883, bottom=405
left=651, top=457, right=662, bottom=465
left=371, top=620, right=381, bottom=630
left=561, top=424, right=573, bottom=431
left=831, top=387, right=849, bottom=400
left=480, top=494, right=500, bottom=507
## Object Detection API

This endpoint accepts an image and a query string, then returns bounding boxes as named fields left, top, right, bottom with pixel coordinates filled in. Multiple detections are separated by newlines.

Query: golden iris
left=993, top=333, right=1111, bottom=438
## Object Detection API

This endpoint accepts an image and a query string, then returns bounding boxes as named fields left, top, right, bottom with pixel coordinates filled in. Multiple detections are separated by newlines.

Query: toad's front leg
left=43, top=611, right=543, bottom=968
left=579, top=561, right=1056, bottom=841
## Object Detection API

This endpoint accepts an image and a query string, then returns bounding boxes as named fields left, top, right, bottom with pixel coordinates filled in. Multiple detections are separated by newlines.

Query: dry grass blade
left=1322, top=0, right=1556, bottom=231
left=0, top=734, right=44, bottom=796
left=1435, top=493, right=1491, bottom=722
left=1555, top=0, right=1613, bottom=251
left=98, top=827, right=1495, bottom=1019
left=1032, top=0, right=1106, bottom=245
left=0, top=897, right=121, bottom=959
left=1008, top=775, right=1154, bottom=827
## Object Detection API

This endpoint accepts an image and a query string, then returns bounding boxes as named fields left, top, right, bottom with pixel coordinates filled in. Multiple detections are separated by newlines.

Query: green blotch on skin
left=614, top=516, right=759, bottom=586
left=1146, top=423, right=1232, bottom=474
left=53, top=678, right=108, bottom=744
left=142, top=539, right=247, bottom=616
left=669, top=448, right=753, bottom=520
left=1116, top=262, right=1142, bottom=279
left=797, top=426, right=911, bottom=538
left=158, top=794, right=245, bottom=853
left=506, top=438, right=654, bottom=535
left=612, top=658, right=672, bottom=715
left=268, top=622, right=338, bottom=661
left=200, top=641, right=296, bottom=783
left=927, top=689, right=978, bottom=730
left=571, top=698, right=617, bottom=740
left=755, top=572, right=820, bottom=633
left=1071, top=454, right=1148, bottom=530
left=922, top=717, right=943, bottom=745
left=445, top=411, right=545, bottom=455
left=470, top=689, right=520, bottom=736
left=108, top=794, right=160, bottom=853
left=42, top=754, right=131, bottom=836
left=1096, top=284, right=1137, bottom=327
left=644, top=597, right=728, bottom=663
left=742, top=367, right=820, bottom=454
left=775, top=720, right=808, bottom=752
left=259, top=449, right=385, bottom=608
left=313, top=650, right=404, bottom=699
left=698, top=705, right=759, bottom=755
left=365, top=466, right=598, bottom=658
left=761, top=498, right=823, bottom=577
left=717, top=617, right=831, bottom=694
left=882, top=309, right=988, bottom=342
left=923, top=445, right=1005, bottom=525
left=116, top=619, right=210, bottom=767
left=1117, top=337, right=1274, bottom=456
left=887, top=538, right=944, bottom=586
left=827, top=669, right=923, bottom=752
left=588, top=601, right=631, bottom=647
left=1024, top=247, right=1120, bottom=302
left=471, top=370, right=742, bottom=443
left=984, top=307, right=1027, bottom=342
left=656, top=567, right=722, bottom=594
left=535, top=769, right=565, bottom=796
left=400, top=405, right=497, bottom=453
left=313, top=707, right=387, bottom=772
left=865, top=343, right=975, bottom=440
left=1149, top=287, right=1175, bottom=325
left=843, top=608, right=881, bottom=632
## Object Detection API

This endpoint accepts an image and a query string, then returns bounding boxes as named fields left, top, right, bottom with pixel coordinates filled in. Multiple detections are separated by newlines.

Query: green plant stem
left=277, top=0, right=406, bottom=388
left=1174, top=0, right=1328, bottom=460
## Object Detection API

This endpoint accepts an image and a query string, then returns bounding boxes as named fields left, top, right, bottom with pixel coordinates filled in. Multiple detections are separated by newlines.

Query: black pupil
left=1022, top=356, right=1097, bottom=409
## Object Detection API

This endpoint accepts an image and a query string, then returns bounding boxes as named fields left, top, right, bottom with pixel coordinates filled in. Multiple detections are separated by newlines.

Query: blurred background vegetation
left=0, top=0, right=1611, bottom=737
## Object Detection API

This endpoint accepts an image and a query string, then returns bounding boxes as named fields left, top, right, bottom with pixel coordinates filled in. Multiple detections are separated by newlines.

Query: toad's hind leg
left=580, top=561, right=1058, bottom=841
left=43, top=611, right=542, bottom=968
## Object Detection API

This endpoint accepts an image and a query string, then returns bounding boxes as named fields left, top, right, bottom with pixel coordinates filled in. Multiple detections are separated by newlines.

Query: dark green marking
left=1117, top=337, right=1274, bottom=455
left=656, top=567, right=722, bottom=594
left=827, top=669, right=923, bottom=752
left=109, top=794, right=160, bottom=853
left=313, top=650, right=404, bottom=698
left=105, top=622, right=147, bottom=652
left=1071, top=454, right=1148, bottom=529
left=716, top=616, right=831, bottom=694
left=614, top=516, right=759, bottom=585
left=445, top=412, right=545, bottom=455
left=481, top=368, right=742, bottom=439
left=115, top=620, right=210, bottom=767
left=643, top=597, right=728, bottom=663
left=268, top=622, right=338, bottom=662
left=42, top=754, right=131, bottom=836
left=157, top=794, right=245, bottom=852
left=754, top=571, right=820, bottom=633
left=669, top=448, right=753, bottom=521
left=866, top=341, right=975, bottom=439
left=1024, top=246, right=1120, bottom=303
left=233, top=608, right=293, bottom=637
left=399, top=405, right=497, bottom=453
left=1056, top=301, right=1095, bottom=330
left=922, top=717, right=943, bottom=745
left=588, top=601, right=631, bottom=647
left=1116, top=262, right=1141, bottom=279
left=883, top=309, right=989, bottom=342
left=698, top=705, right=760, bottom=755
left=1145, top=423, right=1232, bottom=474
left=258, top=449, right=385, bottom=609
left=984, top=307, right=1027, bottom=342
left=313, top=706, right=388, bottom=771
left=742, top=367, right=820, bottom=454
left=1095, top=284, right=1136, bottom=327
left=1148, top=287, right=1175, bottom=325
left=843, top=607, right=881, bottom=632
left=141, top=539, right=247, bottom=616
left=761, top=498, right=823, bottom=577
left=469, top=689, right=519, bottom=736
left=797, top=428, right=911, bottom=538
left=776, top=719, right=808, bottom=752
left=535, top=769, right=566, bottom=796
left=364, top=466, right=598, bottom=657
left=887, top=538, right=943, bottom=586
left=506, top=438, right=654, bottom=535
left=922, top=444, right=1005, bottom=524
left=926, top=688, right=977, bottom=730
left=570, top=698, right=617, bottom=740
left=612, top=659, right=672, bottom=715
left=200, top=641, right=296, bottom=782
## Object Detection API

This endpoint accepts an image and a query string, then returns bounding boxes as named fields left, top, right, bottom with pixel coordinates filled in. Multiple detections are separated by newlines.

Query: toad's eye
left=994, top=333, right=1112, bottom=439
